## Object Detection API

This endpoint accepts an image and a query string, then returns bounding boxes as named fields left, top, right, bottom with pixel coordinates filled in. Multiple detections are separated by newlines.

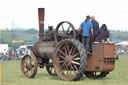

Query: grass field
left=0, top=55, right=128, bottom=85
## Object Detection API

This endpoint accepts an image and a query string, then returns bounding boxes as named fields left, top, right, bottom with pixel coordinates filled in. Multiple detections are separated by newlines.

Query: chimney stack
left=38, top=8, right=45, bottom=41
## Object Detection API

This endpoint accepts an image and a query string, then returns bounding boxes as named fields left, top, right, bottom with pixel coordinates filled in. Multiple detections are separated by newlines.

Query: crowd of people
left=0, top=49, right=19, bottom=61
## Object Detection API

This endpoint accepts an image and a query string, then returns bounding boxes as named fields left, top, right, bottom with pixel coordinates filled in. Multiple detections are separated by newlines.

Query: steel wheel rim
left=54, top=41, right=81, bottom=80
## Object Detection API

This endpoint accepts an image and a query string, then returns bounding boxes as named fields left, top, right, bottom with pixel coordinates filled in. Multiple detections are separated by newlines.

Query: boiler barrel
left=37, top=41, right=56, bottom=58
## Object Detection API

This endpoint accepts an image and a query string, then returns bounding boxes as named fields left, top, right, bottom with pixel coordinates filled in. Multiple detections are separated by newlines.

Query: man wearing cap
left=79, top=15, right=93, bottom=53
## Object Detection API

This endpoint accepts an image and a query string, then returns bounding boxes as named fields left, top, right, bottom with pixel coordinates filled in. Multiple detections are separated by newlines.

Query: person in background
left=0, top=52, right=1, bottom=60
left=1, top=52, right=6, bottom=61
left=79, top=15, right=93, bottom=53
left=95, top=24, right=109, bottom=42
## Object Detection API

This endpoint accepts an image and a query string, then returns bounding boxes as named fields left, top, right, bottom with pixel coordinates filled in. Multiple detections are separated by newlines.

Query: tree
left=25, top=28, right=38, bottom=34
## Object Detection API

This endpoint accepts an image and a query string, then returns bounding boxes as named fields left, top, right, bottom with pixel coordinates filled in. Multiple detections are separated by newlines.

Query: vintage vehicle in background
left=17, top=45, right=33, bottom=59
left=20, top=8, right=119, bottom=81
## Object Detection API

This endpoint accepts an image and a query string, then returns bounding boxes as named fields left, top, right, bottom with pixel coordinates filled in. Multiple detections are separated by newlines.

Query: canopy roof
left=116, top=41, right=128, bottom=45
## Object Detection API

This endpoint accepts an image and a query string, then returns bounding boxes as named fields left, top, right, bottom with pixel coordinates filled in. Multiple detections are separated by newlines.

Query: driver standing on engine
left=79, top=15, right=93, bottom=54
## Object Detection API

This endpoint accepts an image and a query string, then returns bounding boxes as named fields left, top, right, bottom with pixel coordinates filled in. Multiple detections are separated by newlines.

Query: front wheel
left=21, top=53, right=38, bottom=78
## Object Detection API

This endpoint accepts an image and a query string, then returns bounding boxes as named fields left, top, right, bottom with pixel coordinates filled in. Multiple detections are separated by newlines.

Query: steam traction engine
left=21, top=8, right=118, bottom=81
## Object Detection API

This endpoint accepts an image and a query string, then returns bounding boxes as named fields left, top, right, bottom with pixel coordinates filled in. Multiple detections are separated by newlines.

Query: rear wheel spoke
left=59, top=61, right=64, bottom=63
left=72, top=61, right=80, bottom=65
left=66, top=43, right=70, bottom=54
left=73, top=53, right=79, bottom=58
left=74, top=58, right=80, bottom=60
left=70, top=64, right=77, bottom=74
left=72, top=48, right=76, bottom=55
left=59, top=50, right=66, bottom=56
left=64, top=47, right=67, bottom=56
left=69, top=45, right=74, bottom=55
left=59, top=54, right=65, bottom=59
left=61, top=63, right=65, bottom=69
left=73, top=64, right=79, bottom=72
left=66, top=67, right=69, bottom=75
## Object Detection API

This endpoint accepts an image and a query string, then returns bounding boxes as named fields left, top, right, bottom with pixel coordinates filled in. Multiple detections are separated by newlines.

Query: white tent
left=116, top=41, right=128, bottom=46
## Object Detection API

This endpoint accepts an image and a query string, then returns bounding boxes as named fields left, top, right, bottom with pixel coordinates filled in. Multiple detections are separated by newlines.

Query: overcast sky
left=0, top=0, right=128, bottom=30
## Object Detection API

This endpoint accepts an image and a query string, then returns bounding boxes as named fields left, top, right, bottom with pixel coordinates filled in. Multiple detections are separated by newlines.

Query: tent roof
left=116, top=41, right=128, bottom=45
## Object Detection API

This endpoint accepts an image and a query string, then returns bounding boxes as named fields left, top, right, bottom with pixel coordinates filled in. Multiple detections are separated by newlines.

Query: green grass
left=0, top=55, right=128, bottom=85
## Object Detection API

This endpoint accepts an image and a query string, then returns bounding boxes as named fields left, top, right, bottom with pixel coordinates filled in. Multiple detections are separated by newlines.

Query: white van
left=0, top=44, right=9, bottom=55
left=17, top=45, right=33, bottom=59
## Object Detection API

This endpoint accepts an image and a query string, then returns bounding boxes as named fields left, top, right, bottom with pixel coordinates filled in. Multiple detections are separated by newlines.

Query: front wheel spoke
left=30, top=58, right=33, bottom=62
left=31, top=64, right=34, bottom=68
left=71, top=61, right=80, bottom=65
left=31, top=69, right=33, bottom=73
left=25, top=69, right=29, bottom=74
left=25, top=64, right=28, bottom=68
left=25, top=61, right=27, bottom=65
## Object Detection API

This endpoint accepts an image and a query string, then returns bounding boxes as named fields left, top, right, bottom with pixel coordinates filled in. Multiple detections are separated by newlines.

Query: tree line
left=0, top=28, right=38, bottom=46
left=0, top=28, right=128, bottom=47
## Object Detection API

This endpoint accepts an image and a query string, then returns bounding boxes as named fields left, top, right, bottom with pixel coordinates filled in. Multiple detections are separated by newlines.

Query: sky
left=0, top=0, right=128, bottom=31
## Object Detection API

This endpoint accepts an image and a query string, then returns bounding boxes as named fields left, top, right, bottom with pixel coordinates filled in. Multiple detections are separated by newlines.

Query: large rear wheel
left=53, top=39, right=87, bottom=81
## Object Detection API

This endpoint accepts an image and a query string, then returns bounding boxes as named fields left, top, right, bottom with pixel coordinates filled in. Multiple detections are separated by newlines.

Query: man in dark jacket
left=91, top=16, right=99, bottom=37
left=95, top=24, right=109, bottom=42
left=89, top=16, right=99, bottom=52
